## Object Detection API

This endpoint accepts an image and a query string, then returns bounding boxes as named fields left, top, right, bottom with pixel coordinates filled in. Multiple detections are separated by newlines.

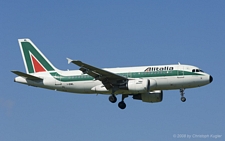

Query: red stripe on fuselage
left=31, top=55, right=46, bottom=72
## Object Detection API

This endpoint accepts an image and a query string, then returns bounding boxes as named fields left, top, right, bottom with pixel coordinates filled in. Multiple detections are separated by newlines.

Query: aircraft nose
left=209, top=75, right=213, bottom=83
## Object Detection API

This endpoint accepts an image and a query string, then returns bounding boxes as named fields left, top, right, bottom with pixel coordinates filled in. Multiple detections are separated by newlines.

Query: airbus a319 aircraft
left=12, top=39, right=213, bottom=109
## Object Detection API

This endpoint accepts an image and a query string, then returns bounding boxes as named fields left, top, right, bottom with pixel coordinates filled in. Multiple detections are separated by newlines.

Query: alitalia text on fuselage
left=145, top=66, right=174, bottom=72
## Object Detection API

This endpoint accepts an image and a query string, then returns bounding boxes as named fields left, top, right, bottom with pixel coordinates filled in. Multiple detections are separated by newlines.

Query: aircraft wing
left=11, top=70, right=43, bottom=80
left=67, top=58, right=127, bottom=89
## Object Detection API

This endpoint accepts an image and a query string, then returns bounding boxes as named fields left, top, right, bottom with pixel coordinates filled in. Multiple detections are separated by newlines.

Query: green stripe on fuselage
left=50, top=70, right=202, bottom=82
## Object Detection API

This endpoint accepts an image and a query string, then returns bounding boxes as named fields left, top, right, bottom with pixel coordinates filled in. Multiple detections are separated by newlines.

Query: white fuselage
left=14, top=64, right=212, bottom=95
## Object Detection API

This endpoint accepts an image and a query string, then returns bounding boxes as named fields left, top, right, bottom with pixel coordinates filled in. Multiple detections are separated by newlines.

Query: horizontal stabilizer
left=11, top=70, right=43, bottom=80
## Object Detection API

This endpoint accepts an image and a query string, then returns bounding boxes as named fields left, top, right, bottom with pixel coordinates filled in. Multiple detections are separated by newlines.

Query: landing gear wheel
left=118, top=101, right=126, bottom=109
left=180, top=89, right=186, bottom=102
left=109, top=95, right=117, bottom=103
left=181, top=97, right=186, bottom=102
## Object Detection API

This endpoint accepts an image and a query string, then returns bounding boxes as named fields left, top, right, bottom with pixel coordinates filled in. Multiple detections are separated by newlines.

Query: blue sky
left=1, top=1, right=225, bottom=141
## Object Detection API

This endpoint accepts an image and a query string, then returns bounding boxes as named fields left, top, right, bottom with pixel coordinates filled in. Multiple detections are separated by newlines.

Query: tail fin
left=18, top=39, right=58, bottom=74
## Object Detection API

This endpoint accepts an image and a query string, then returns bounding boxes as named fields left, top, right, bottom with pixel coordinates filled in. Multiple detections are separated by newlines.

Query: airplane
left=12, top=39, right=213, bottom=109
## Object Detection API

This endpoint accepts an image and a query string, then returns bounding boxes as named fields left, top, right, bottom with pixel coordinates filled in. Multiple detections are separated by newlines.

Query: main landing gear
left=118, top=95, right=128, bottom=109
left=109, top=95, right=117, bottom=103
left=180, top=88, right=186, bottom=102
left=109, top=88, right=117, bottom=103
left=108, top=94, right=128, bottom=110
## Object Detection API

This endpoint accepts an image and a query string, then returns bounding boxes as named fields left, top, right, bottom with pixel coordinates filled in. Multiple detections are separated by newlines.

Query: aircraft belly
left=154, top=77, right=169, bottom=90
left=155, top=75, right=210, bottom=90
left=41, top=79, right=91, bottom=93
left=82, top=81, right=102, bottom=93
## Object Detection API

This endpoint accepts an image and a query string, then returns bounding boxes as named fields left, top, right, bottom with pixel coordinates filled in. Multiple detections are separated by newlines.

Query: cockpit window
left=192, top=69, right=204, bottom=73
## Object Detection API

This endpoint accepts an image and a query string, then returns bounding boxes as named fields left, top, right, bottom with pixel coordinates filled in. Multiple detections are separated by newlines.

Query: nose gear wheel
left=180, top=88, right=186, bottom=102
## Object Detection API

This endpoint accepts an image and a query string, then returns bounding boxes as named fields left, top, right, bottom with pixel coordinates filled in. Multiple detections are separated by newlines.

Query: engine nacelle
left=133, top=90, right=163, bottom=103
left=127, top=79, right=150, bottom=93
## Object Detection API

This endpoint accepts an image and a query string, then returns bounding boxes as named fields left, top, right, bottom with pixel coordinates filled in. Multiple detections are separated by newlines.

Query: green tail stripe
left=21, top=42, right=54, bottom=73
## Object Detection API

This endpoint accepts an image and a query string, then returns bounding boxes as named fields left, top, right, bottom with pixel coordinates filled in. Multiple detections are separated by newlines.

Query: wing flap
left=11, top=70, right=43, bottom=80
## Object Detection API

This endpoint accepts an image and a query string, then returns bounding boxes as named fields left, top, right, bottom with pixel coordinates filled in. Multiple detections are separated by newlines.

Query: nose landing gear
left=181, top=96, right=186, bottom=102
left=180, top=88, right=186, bottom=102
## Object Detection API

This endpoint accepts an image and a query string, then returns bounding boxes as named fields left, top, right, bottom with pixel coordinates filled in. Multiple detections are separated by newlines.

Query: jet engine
left=125, top=78, right=150, bottom=93
left=133, top=90, right=163, bottom=103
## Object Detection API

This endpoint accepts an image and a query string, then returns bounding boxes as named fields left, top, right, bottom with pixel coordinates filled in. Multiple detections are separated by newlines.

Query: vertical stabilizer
left=18, top=39, right=58, bottom=74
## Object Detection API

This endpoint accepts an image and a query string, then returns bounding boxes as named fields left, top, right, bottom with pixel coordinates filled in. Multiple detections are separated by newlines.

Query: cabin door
left=177, top=65, right=184, bottom=78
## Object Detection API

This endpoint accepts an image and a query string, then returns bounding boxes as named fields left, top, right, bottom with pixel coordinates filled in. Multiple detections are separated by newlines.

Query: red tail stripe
left=31, top=55, right=46, bottom=72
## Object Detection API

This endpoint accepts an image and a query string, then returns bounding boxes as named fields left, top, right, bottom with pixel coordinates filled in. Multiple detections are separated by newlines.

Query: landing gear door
left=177, top=65, right=184, bottom=78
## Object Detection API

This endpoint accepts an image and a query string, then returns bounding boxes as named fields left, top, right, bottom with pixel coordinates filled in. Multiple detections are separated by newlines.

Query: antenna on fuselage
left=178, top=62, right=181, bottom=65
